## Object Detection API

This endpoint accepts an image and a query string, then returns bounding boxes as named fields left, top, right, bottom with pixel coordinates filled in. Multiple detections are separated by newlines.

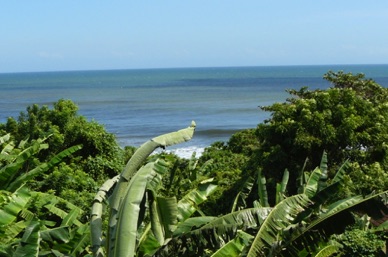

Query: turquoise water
left=1, top=65, right=387, bottom=156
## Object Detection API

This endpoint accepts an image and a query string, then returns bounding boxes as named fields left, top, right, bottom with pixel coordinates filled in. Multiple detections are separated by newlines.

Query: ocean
left=1, top=65, right=387, bottom=158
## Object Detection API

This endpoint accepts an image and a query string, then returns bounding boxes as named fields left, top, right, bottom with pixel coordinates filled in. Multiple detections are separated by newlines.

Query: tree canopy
left=250, top=71, right=388, bottom=197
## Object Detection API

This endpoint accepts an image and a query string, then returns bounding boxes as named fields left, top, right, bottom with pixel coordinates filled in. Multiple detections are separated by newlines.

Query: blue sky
left=1, top=1, right=388, bottom=72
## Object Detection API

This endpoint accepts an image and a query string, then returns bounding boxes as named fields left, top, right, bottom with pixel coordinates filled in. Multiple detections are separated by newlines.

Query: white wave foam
left=155, top=146, right=205, bottom=159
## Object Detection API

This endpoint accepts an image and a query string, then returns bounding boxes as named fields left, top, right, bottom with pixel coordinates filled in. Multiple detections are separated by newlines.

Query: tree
left=0, top=99, right=125, bottom=177
left=0, top=100, right=131, bottom=216
left=251, top=71, right=388, bottom=198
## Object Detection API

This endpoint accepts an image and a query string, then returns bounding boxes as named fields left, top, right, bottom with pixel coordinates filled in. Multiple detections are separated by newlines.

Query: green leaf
left=211, top=230, right=254, bottom=257
left=177, top=181, right=217, bottom=222
left=113, top=161, right=163, bottom=257
left=150, top=195, right=178, bottom=245
left=318, top=151, right=328, bottom=191
left=7, top=145, right=82, bottom=192
left=40, top=226, right=70, bottom=243
left=247, top=194, right=311, bottom=257
left=257, top=170, right=269, bottom=207
left=276, top=169, right=289, bottom=204
left=0, top=186, right=31, bottom=226
left=0, top=133, right=11, bottom=144
left=13, top=219, right=41, bottom=257
left=173, top=216, right=217, bottom=236
left=332, top=160, right=350, bottom=184
left=172, top=207, right=271, bottom=253
left=304, top=167, right=322, bottom=199
left=53, top=224, right=90, bottom=256
left=288, top=190, right=388, bottom=254
left=0, top=220, right=29, bottom=245
left=314, top=244, right=340, bottom=257
left=108, top=122, right=196, bottom=246
left=70, top=225, right=91, bottom=257
left=231, top=175, right=255, bottom=212
left=60, top=208, right=81, bottom=227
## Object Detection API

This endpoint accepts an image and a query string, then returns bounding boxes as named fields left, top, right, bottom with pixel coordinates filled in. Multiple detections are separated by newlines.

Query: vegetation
left=0, top=71, right=387, bottom=256
left=0, top=134, right=90, bottom=256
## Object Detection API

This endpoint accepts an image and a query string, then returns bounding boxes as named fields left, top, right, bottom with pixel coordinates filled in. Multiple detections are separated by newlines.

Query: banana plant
left=245, top=152, right=387, bottom=257
left=90, top=121, right=219, bottom=257
left=0, top=134, right=88, bottom=256
left=0, top=134, right=82, bottom=192
left=158, top=151, right=387, bottom=257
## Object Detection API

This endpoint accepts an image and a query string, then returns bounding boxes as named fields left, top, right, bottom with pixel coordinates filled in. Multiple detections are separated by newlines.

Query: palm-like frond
left=12, top=219, right=41, bottom=257
left=161, top=207, right=271, bottom=256
left=247, top=194, right=311, bottom=257
left=275, top=169, right=290, bottom=204
left=0, top=186, right=31, bottom=227
left=176, top=180, right=217, bottom=222
left=231, top=175, right=255, bottom=212
left=314, top=244, right=341, bottom=257
left=7, top=144, right=82, bottom=192
left=210, top=230, right=254, bottom=257
left=304, top=167, right=322, bottom=198
left=318, top=151, right=328, bottom=191
left=284, top=190, right=388, bottom=255
left=257, top=170, right=269, bottom=207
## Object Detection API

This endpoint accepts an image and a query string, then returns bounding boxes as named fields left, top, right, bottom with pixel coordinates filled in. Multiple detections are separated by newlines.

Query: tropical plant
left=91, top=121, right=221, bottom=257
left=154, top=152, right=387, bottom=257
left=0, top=134, right=91, bottom=256
left=250, top=71, right=388, bottom=197
left=0, top=100, right=130, bottom=217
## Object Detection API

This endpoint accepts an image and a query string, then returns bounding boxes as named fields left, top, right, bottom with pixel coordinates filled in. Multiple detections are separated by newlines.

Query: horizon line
left=1, top=63, right=388, bottom=75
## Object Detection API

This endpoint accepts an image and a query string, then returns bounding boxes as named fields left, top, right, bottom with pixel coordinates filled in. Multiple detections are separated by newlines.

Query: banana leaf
left=231, top=175, right=255, bottom=212
left=285, top=190, right=388, bottom=255
left=169, top=207, right=271, bottom=254
left=318, top=151, right=328, bottom=191
left=108, top=122, right=196, bottom=252
left=211, top=230, right=254, bottom=257
left=53, top=224, right=91, bottom=257
left=257, top=170, right=269, bottom=207
left=304, top=167, right=322, bottom=199
left=0, top=186, right=31, bottom=226
left=7, top=144, right=82, bottom=192
left=150, top=195, right=178, bottom=245
left=314, top=244, right=340, bottom=257
left=276, top=169, right=289, bottom=204
left=13, top=219, right=41, bottom=257
left=40, top=226, right=70, bottom=243
left=0, top=133, right=10, bottom=144
left=113, top=161, right=166, bottom=257
left=247, top=194, right=311, bottom=257
left=0, top=220, right=29, bottom=246
left=176, top=180, right=217, bottom=222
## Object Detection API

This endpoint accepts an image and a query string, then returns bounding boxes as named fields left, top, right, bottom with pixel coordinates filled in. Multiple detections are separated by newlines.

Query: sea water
left=1, top=65, right=387, bottom=158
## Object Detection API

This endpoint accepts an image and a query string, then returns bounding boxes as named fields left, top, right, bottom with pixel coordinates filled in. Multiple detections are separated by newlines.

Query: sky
left=1, top=1, right=388, bottom=73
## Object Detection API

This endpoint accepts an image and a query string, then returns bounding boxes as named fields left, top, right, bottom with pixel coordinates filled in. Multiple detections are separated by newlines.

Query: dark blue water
left=1, top=65, right=387, bottom=157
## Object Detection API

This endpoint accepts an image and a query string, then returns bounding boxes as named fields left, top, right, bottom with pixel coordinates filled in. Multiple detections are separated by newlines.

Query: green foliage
left=344, top=162, right=388, bottom=197
left=0, top=99, right=128, bottom=219
left=90, top=122, right=216, bottom=257
left=227, top=129, right=259, bottom=156
left=0, top=99, right=125, bottom=178
left=1, top=70, right=387, bottom=256
left=251, top=71, right=388, bottom=197
left=197, top=142, right=250, bottom=215
left=332, top=227, right=386, bottom=257
left=0, top=135, right=91, bottom=256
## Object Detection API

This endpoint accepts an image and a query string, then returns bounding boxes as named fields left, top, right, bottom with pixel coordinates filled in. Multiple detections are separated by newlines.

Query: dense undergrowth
left=0, top=71, right=387, bottom=256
